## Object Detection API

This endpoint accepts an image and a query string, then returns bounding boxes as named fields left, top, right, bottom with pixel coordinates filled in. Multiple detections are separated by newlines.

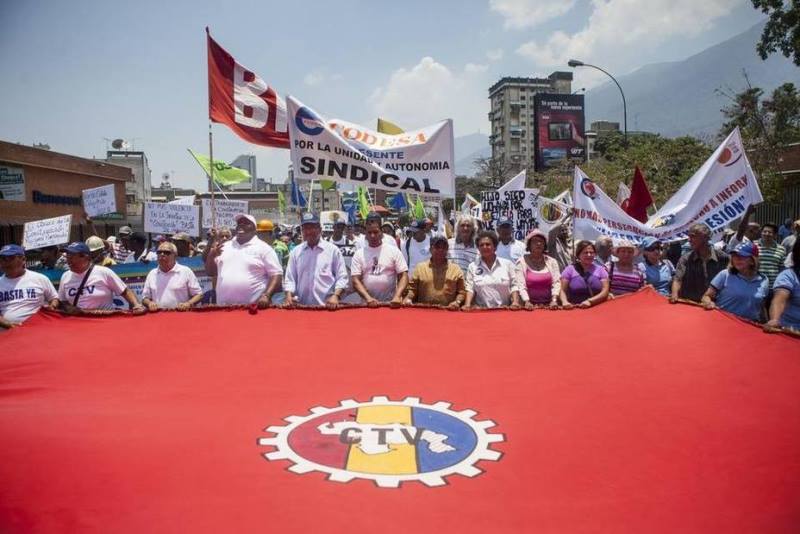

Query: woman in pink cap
left=517, top=230, right=561, bottom=309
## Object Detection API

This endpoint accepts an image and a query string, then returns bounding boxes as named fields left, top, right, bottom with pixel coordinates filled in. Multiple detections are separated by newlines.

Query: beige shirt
left=406, top=260, right=465, bottom=305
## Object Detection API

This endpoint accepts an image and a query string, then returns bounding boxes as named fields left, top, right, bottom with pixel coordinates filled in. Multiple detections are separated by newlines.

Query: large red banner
left=1, top=289, right=799, bottom=532
left=207, top=29, right=289, bottom=148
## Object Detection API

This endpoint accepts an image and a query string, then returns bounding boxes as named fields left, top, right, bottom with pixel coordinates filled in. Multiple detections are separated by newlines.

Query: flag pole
left=208, top=123, right=217, bottom=229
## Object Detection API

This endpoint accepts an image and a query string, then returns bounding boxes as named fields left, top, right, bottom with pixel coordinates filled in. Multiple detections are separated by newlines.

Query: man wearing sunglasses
left=141, top=242, right=203, bottom=312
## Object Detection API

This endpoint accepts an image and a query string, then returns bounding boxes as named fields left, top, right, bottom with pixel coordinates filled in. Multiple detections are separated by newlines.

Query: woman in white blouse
left=463, top=231, right=523, bottom=310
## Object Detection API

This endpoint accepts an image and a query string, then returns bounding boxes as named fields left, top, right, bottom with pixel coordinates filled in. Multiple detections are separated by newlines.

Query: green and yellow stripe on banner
left=346, top=405, right=417, bottom=475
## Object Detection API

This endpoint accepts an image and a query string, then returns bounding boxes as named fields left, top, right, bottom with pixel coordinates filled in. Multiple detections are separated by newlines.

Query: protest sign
left=22, top=214, right=72, bottom=249
left=287, top=96, right=455, bottom=196
left=82, top=184, right=116, bottom=217
left=0, top=165, right=25, bottom=201
left=201, top=199, right=249, bottom=228
left=144, top=202, right=200, bottom=237
left=481, top=189, right=568, bottom=239
left=572, top=128, right=762, bottom=244
left=169, top=195, right=196, bottom=205
left=320, top=210, right=347, bottom=232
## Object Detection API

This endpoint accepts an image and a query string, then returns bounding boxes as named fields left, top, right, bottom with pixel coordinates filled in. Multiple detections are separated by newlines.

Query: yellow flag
left=377, top=118, right=404, bottom=134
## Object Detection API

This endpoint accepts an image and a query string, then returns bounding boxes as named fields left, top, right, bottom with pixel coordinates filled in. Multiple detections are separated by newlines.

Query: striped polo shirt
left=757, top=240, right=787, bottom=289
left=607, top=262, right=645, bottom=296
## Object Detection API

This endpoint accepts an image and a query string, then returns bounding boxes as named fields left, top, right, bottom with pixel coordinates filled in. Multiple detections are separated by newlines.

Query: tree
left=719, top=78, right=800, bottom=200
left=752, top=0, right=800, bottom=65
left=533, top=132, right=712, bottom=206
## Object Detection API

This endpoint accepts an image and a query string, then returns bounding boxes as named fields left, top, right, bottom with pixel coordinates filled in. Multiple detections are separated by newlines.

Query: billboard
left=534, top=93, right=585, bottom=171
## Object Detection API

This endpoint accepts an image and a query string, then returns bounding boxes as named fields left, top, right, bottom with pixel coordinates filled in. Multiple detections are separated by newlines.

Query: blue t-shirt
left=710, top=270, right=769, bottom=321
left=640, top=260, right=674, bottom=296
left=773, top=269, right=800, bottom=329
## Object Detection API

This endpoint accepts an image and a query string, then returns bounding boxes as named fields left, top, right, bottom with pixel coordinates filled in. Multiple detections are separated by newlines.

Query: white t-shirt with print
left=58, top=265, right=127, bottom=310
left=351, top=243, right=409, bottom=302
left=0, top=270, right=58, bottom=323
left=214, top=236, right=283, bottom=305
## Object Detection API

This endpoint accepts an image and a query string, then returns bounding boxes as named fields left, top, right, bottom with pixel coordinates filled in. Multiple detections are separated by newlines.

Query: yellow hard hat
left=257, top=219, right=274, bottom=232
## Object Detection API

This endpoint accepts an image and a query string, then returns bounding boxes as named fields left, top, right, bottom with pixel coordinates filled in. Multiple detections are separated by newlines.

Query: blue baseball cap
left=0, top=244, right=25, bottom=257
left=497, top=216, right=513, bottom=227
left=300, top=212, right=320, bottom=225
left=732, top=242, right=759, bottom=258
left=641, top=236, right=662, bottom=250
left=64, top=241, right=91, bottom=255
left=409, top=219, right=426, bottom=230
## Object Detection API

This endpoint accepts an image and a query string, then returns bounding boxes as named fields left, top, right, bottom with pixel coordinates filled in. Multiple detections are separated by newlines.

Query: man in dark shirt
left=671, top=223, right=730, bottom=303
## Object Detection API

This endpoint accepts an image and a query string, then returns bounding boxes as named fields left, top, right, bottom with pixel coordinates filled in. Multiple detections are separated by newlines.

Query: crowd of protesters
left=1, top=208, right=799, bottom=334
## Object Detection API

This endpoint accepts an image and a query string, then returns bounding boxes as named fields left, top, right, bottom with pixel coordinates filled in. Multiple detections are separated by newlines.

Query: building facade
left=489, top=72, right=573, bottom=174
left=104, top=150, right=151, bottom=224
left=0, top=141, right=133, bottom=246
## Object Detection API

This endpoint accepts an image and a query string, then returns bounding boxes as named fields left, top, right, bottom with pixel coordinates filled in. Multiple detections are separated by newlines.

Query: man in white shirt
left=284, top=212, right=349, bottom=309
left=58, top=242, right=145, bottom=314
left=351, top=217, right=408, bottom=307
left=325, top=220, right=356, bottom=270
left=402, top=219, right=431, bottom=273
left=354, top=213, right=398, bottom=249
left=0, top=244, right=59, bottom=328
left=141, top=241, right=203, bottom=311
left=205, top=213, right=283, bottom=307
left=495, top=216, right=525, bottom=262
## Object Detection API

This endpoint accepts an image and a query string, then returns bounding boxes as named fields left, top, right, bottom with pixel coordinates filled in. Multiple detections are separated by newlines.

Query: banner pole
left=208, top=123, right=217, bottom=230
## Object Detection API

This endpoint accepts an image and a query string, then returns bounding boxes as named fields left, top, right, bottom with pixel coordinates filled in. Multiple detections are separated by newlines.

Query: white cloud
left=486, top=48, right=504, bottom=62
left=489, top=0, right=576, bottom=29
left=368, top=57, right=490, bottom=135
left=516, top=0, right=742, bottom=86
left=465, top=62, right=489, bottom=73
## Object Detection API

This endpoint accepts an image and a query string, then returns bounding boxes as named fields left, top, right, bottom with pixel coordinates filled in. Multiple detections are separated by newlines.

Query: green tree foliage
left=719, top=81, right=800, bottom=200
left=533, top=133, right=712, bottom=206
left=752, top=0, right=800, bottom=65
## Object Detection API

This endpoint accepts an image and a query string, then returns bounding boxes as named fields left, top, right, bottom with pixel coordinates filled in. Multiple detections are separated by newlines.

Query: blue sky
left=0, top=0, right=764, bottom=190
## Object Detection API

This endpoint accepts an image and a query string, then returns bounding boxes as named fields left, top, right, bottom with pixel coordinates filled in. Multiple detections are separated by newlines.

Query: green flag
left=188, top=149, right=251, bottom=186
left=278, top=190, right=286, bottom=214
left=413, top=195, right=426, bottom=220
left=357, top=186, right=371, bottom=219
left=320, top=179, right=337, bottom=191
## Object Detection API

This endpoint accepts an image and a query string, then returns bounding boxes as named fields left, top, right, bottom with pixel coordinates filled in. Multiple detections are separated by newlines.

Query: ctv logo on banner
left=572, top=127, right=763, bottom=244
left=207, top=29, right=289, bottom=148
left=259, top=396, right=504, bottom=488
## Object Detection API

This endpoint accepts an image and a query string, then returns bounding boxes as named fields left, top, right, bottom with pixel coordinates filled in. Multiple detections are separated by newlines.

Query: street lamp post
left=567, top=59, right=627, bottom=144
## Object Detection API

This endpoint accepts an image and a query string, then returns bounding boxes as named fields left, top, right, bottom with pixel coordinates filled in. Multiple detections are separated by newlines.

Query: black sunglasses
left=157, top=250, right=174, bottom=255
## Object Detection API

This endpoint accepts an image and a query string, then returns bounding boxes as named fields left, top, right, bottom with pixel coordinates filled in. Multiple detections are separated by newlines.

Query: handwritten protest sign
left=82, top=184, right=117, bottom=217
left=481, top=189, right=568, bottom=239
left=22, top=214, right=72, bottom=249
left=201, top=199, right=249, bottom=228
left=144, top=202, right=200, bottom=237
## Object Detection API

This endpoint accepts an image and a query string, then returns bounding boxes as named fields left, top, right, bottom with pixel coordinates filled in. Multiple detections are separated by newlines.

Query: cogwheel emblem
left=258, top=396, right=505, bottom=488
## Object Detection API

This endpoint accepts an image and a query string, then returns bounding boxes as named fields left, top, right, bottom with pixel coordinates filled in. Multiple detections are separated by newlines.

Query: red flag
left=207, top=28, right=289, bottom=148
left=624, top=166, right=654, bottom=223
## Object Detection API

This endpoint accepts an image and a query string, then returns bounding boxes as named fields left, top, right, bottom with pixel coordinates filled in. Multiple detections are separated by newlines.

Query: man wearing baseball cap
left=283, top=212, right=348, bottom=309
left=401, top=219, right=431, bottom=273
left=58, top=242, right=145, bottom=314
left=204, top=213, right=283, bottom=307
left=0, top=244, right=59, bottom=328
left=112, top=225, right=133, bottom=263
